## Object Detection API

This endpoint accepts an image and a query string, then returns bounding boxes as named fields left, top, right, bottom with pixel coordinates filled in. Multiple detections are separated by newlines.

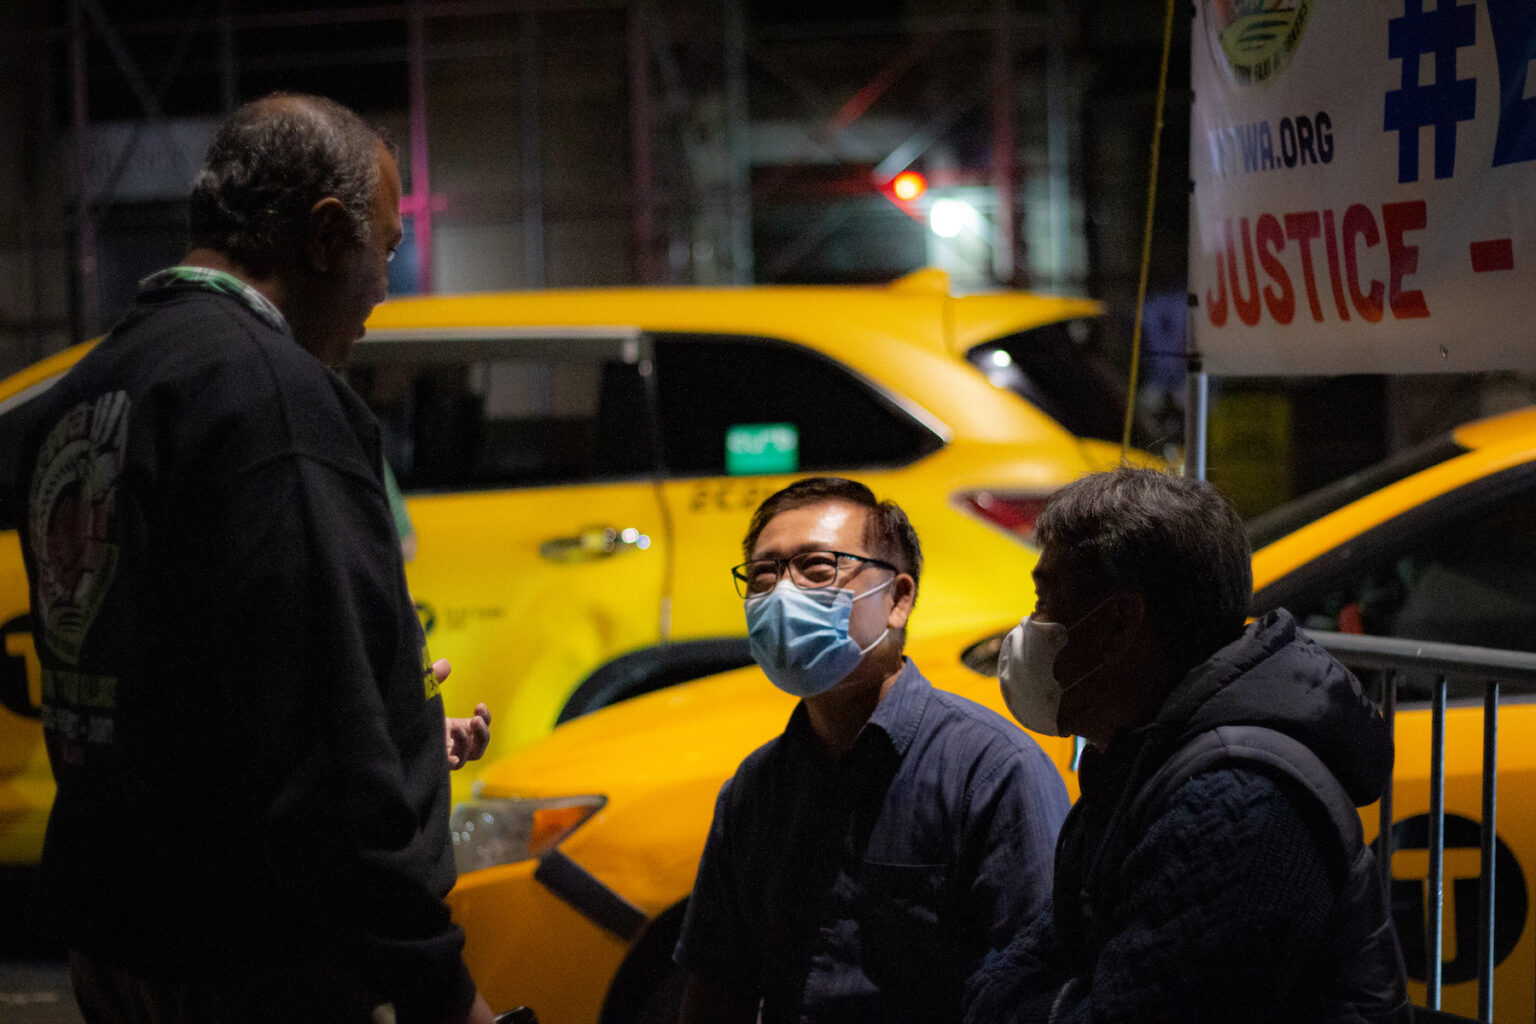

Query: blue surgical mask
left=745, top=577, right=893, bottom=697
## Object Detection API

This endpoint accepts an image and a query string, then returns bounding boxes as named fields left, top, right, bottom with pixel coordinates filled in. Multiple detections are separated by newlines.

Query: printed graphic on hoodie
left=30, top=392, right=129, bottom=668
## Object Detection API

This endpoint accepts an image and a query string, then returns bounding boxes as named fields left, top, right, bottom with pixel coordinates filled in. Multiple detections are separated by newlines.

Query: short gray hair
left=1036, top=467, right=1252, bottom=671
left=188, top=93, right=390, bottom=275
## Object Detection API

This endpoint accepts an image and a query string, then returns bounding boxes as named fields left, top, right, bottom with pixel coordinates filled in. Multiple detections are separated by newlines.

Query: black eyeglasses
left=731, top=550, right=897, bottom=598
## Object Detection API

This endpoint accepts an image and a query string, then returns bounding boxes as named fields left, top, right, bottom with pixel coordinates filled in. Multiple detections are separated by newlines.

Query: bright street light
left=929, top=198, right=976, bottom=238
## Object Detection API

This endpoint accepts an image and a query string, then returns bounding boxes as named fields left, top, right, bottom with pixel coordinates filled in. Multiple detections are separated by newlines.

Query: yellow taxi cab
left=0, top=268, right=1142, bottom=867
left=447, top=405, right=1536, bottom=1023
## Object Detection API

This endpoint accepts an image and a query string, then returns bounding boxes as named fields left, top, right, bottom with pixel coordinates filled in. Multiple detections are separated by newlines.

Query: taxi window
left=1246, top=433, right=1466, bottom=549
left=967, top=318, right=1145, bottom=447
left=1279, top=477, right=1536, bottom=697
left=651, top=334, right=943, bottom=476
left=348, top=343, right=656, bottom=490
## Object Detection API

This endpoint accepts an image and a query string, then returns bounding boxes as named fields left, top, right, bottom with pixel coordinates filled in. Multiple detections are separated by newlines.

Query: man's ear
left=886, top=574, right=917, bottom=630
left=304, top=197, right=351, bottom=273
left=1105, top=589, right=1147, bottom=644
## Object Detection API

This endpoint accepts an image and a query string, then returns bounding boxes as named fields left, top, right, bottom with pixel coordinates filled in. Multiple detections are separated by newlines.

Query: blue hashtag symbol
left=1384, top=0, right=1477, bottom=182
left=1487, top=0, right=1536, bottom=166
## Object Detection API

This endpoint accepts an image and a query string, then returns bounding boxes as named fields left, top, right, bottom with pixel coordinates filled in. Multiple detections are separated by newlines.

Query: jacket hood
left=1152, top=609, right=1394, bottom=805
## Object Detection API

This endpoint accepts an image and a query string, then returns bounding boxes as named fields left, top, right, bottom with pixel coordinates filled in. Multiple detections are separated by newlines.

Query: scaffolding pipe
left=1044, top=0, right=1071, bottom=289
left=407, top=1, right=436, bottom=292
left=521, top=9, right=546, bottom=286
left=218, top=0, right=237, bottom=112
left=724, top=0, right=752, bottom=283
left=70, top=0, right=99, bottom=337
left=627, top=1, right=656, bottom=283
left=990, top=0, right=1015, bottom=286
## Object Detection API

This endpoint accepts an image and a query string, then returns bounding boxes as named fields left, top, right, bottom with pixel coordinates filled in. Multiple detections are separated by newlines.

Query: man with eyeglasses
left=674, top=476, right=1070, bottom=1024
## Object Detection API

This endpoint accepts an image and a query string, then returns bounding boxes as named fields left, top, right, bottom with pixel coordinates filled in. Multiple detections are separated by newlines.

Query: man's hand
left=434, top=657, right=492, bottom=767
left=438, top=656, right=492, bottom=770
left=446, top=702, right=492, bottom=769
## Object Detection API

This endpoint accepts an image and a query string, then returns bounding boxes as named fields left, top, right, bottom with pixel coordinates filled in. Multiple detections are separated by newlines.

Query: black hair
left=188, top=93, right=391, bottom=275
left=1035, top=467, right=1251, bottom=672
left=743, top=476, right=922, bottom=595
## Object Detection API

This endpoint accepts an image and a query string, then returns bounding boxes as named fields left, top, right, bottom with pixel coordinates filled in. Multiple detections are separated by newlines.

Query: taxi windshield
left=1246, top=432, right=1467, bottom=548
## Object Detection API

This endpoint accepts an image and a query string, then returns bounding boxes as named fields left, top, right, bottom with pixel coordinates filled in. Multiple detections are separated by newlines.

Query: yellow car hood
left=473, top=663, right=797, bottom=802
left=471, top=629, right=1035, bottom=805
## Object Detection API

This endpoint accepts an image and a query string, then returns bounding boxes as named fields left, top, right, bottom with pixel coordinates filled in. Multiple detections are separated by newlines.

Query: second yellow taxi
left=449, top=405, right=1536, bottom=1023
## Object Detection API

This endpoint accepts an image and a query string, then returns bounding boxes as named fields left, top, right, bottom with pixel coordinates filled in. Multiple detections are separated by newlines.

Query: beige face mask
left=996, top=597, right=1114, bottom=735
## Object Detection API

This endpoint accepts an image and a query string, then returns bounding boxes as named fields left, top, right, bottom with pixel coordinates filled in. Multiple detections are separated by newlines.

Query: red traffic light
left=890, top=170, right=927, bottom=202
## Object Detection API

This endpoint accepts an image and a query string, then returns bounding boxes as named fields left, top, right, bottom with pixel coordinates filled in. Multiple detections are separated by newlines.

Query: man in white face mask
left=970, top=467, right=1409, bottom=1024
left=675, top=477, right=1070, bottom=1024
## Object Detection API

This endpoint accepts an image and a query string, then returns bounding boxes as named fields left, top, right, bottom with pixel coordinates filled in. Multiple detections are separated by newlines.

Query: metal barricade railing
left=1308, top=631, right=1536, bottom=1023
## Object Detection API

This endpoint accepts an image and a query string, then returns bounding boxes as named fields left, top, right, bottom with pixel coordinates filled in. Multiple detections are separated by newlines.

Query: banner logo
left=1204, top=0, right=1314, bottom=86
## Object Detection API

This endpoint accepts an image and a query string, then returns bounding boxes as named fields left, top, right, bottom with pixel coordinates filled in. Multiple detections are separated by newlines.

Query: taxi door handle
left=539, top=525, right=651, bottom=563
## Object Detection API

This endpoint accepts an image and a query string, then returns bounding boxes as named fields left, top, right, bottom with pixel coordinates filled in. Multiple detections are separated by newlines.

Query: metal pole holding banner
left=1183, top=352, right=1207, bottom=481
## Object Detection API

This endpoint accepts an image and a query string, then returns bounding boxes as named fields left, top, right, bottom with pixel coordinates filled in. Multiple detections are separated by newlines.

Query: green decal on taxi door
left=725, top=423, right=798, bottom=476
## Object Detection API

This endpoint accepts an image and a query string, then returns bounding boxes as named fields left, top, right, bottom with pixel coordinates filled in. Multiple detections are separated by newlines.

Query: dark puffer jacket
left=965, top=609, right=1411, bottom=1024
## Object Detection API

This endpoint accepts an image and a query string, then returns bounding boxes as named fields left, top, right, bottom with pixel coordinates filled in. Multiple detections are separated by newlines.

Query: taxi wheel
left=559, top=640, right=753, bottom=724
left=599, top=902, right=688, bottom=1024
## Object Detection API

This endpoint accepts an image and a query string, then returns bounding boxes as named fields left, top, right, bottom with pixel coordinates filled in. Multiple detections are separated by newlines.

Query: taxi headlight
left=450, top=795, right=605, bottom=874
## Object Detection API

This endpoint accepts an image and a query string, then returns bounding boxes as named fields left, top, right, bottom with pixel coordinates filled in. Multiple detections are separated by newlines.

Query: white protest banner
left=1189, top=0, right=1536, bottom=375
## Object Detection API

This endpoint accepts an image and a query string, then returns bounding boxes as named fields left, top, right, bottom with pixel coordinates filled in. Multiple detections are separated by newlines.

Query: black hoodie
left=19, top=279, right=474, bottom=1023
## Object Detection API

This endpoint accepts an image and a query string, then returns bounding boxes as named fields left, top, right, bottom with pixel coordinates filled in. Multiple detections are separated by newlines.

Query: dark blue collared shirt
left=676, top=659, right=1070, bottom=1024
